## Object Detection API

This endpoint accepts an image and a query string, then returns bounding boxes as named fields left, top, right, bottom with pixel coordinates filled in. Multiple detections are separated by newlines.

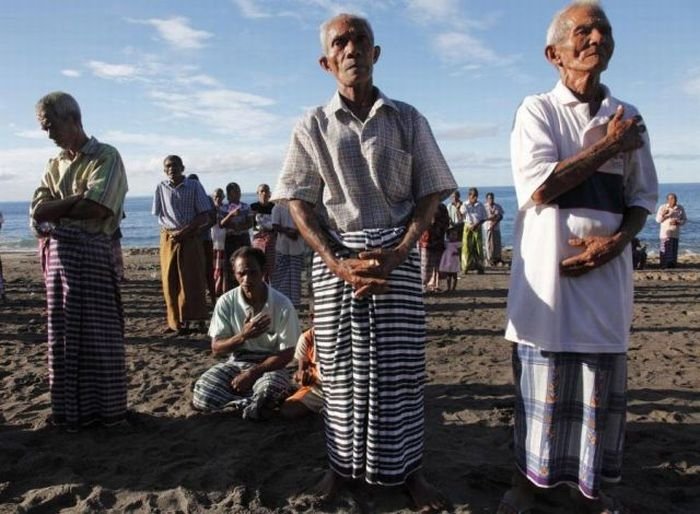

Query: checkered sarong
left=512, top=344, right=627, bottom=499
left=313, top=227, right=426, bottom=485
left=46, top=227, right=126, bottom=428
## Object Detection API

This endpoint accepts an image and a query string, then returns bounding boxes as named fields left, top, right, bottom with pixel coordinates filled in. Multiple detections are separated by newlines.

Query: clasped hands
left=331, top=248, right=406, bottom=298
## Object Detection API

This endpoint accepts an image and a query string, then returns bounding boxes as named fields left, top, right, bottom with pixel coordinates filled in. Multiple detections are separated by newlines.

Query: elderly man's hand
left=231, top=368, right=260, bottom=395
left=330, top=248, right=407, bottom=298
left=606, top=105, right=645, bottom=154
left=560, top=234, right=625, bottom=277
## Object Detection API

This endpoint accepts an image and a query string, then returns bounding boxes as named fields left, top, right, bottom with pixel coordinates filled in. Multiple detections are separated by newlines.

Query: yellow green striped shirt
left=31, top=137, right=128, bottom=236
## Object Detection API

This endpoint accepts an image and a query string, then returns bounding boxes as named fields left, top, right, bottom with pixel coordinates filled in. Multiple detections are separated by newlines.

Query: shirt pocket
left=369, top=144, right=413, bottom=203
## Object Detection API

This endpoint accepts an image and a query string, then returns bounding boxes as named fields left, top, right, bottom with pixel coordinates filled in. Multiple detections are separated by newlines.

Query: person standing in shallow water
left=272, top=13, right=457, bottom=512
left=502, top=2, right=658, bottom=512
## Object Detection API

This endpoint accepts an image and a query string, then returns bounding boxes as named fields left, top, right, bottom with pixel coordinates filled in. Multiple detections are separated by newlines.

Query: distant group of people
left=152, top=161, right=306, bottom=337
left=27, top=3, right=699, bottom=513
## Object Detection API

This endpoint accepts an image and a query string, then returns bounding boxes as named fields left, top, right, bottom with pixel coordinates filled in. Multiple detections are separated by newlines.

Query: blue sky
left=0, top=0, right=698, bottom=202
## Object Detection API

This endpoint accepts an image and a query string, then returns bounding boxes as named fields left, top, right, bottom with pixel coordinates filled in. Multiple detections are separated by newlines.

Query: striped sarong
left=160, top=230, right=208, bottom=330
left=252, top=231, right=277, bottom=282
left=271, top=253, right=304, bottom=307
left=461, top=227, right=484, bottom=272
left=512, top=344, right=627, bottom=499
left=659, top=237, right=679, bottom=268
left=192, top=358, right=293, bottom=419
left=313, top=227, right=426, bottom=486
left=46, top=227, right=126, bottom=428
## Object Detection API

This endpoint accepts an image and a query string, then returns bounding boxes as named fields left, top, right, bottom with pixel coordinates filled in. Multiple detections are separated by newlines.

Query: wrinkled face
left=233, top=256, right=264, bottom=299
left=163, top=157, right=184, bottom=184
left=549, top=6, right=614, bottom=75
left=37, top=109, right=80, bottom=150
left=320, top=17, right=378, bottom=89
left=257, top=184, right=271, bottom=204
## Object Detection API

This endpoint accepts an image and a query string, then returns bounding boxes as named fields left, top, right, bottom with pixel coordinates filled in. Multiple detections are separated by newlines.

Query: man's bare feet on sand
left=406, top=470, right=450, bottom=513
left=308, top=469, right=343, bottom=501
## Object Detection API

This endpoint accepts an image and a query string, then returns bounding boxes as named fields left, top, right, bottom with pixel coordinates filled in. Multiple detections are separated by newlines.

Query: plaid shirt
left=31, top=136, right=128, bottom=236
left=152, top=177, right=212, bottom=230
left=273, top=89, right=457, bottom=232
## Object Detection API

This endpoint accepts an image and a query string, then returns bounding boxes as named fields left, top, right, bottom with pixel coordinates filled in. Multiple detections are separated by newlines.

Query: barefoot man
left=502, top=2, right=657, bottom=512
left=272, top=13, right=457, bottom=511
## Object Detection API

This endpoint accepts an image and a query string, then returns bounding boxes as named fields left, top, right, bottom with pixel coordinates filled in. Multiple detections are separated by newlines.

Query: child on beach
left=280, top=327, right=323, bottom=418
left=439, top=227, right=461, bottom=291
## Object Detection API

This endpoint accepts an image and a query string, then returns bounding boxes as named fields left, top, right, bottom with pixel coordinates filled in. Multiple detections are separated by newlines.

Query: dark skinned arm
left=171, top=211, right=209, bottom=243
left=230, top=347, right=295, bottom=394
left=211, top=312, right=271, bottom=357
left=560, top=206, right=648, bottom=277
left=289, top=192, right=442, bottom=297
left=33, top=195, right=112, bottom=224
left=532, top=105, right=646, bottom=205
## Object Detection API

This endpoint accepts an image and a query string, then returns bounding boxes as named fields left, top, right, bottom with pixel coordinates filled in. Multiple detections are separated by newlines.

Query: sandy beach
left=0, top=249, right=698, bottom=513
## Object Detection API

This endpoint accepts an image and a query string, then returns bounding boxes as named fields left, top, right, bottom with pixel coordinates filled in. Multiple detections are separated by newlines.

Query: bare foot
left=308, top=469, right=342, bottom=501
left=570, top=489, right=627, bottom=514
left=497, top=473, right=536, bottom=513
left=406, top=470, right=450, bottom=513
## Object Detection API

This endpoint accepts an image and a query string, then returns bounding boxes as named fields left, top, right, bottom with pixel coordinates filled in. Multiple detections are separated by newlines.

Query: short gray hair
left=319, top=13, right=374, bottom=55
left=546, top=0, right=605, bottom=46
left=35, top=91, right=82, bottom=124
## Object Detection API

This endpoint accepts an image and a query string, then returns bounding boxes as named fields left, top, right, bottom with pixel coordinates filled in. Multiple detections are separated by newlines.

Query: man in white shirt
left=501, top=3, right=657, bottom=513
left=192, top=247, right=300, bottom=420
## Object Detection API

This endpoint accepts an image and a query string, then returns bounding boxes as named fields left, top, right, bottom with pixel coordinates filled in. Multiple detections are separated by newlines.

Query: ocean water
left=2, top=184, right=699, bottom=254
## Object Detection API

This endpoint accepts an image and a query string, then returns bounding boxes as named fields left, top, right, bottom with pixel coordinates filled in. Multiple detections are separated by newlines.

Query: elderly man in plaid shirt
left=272, top=13, right=456, bottom=512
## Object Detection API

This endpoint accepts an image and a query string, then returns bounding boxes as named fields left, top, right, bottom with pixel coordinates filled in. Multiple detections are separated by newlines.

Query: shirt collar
left=552, top=80, right=611, bottom=106
left=324, top=87, right=398, bottom=119
left=58, top=136, right=100, bottom=160
left=552, top=80, right=618, bottom=122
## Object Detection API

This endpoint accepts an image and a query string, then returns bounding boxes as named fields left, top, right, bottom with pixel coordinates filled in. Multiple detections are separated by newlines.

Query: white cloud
left=133, top=16, right=213, bottom=50
left=233, top=0, right=272, bottom=18
left=175, top=74, right=221, bottom=87
left=433, top=31, right=514, bottom=68
left=147, top=87, right=283, bottom=138
left=435, top=122, right=499, bottom=140
left=61, top=69, right=81, bottom=78
left=14, top=129, right=46, bottom=140
left=407, top=0, right=461, bottom=24
left=87, top=60, right=140, bottom=80
left=682, top=75, right=700, bottom=98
